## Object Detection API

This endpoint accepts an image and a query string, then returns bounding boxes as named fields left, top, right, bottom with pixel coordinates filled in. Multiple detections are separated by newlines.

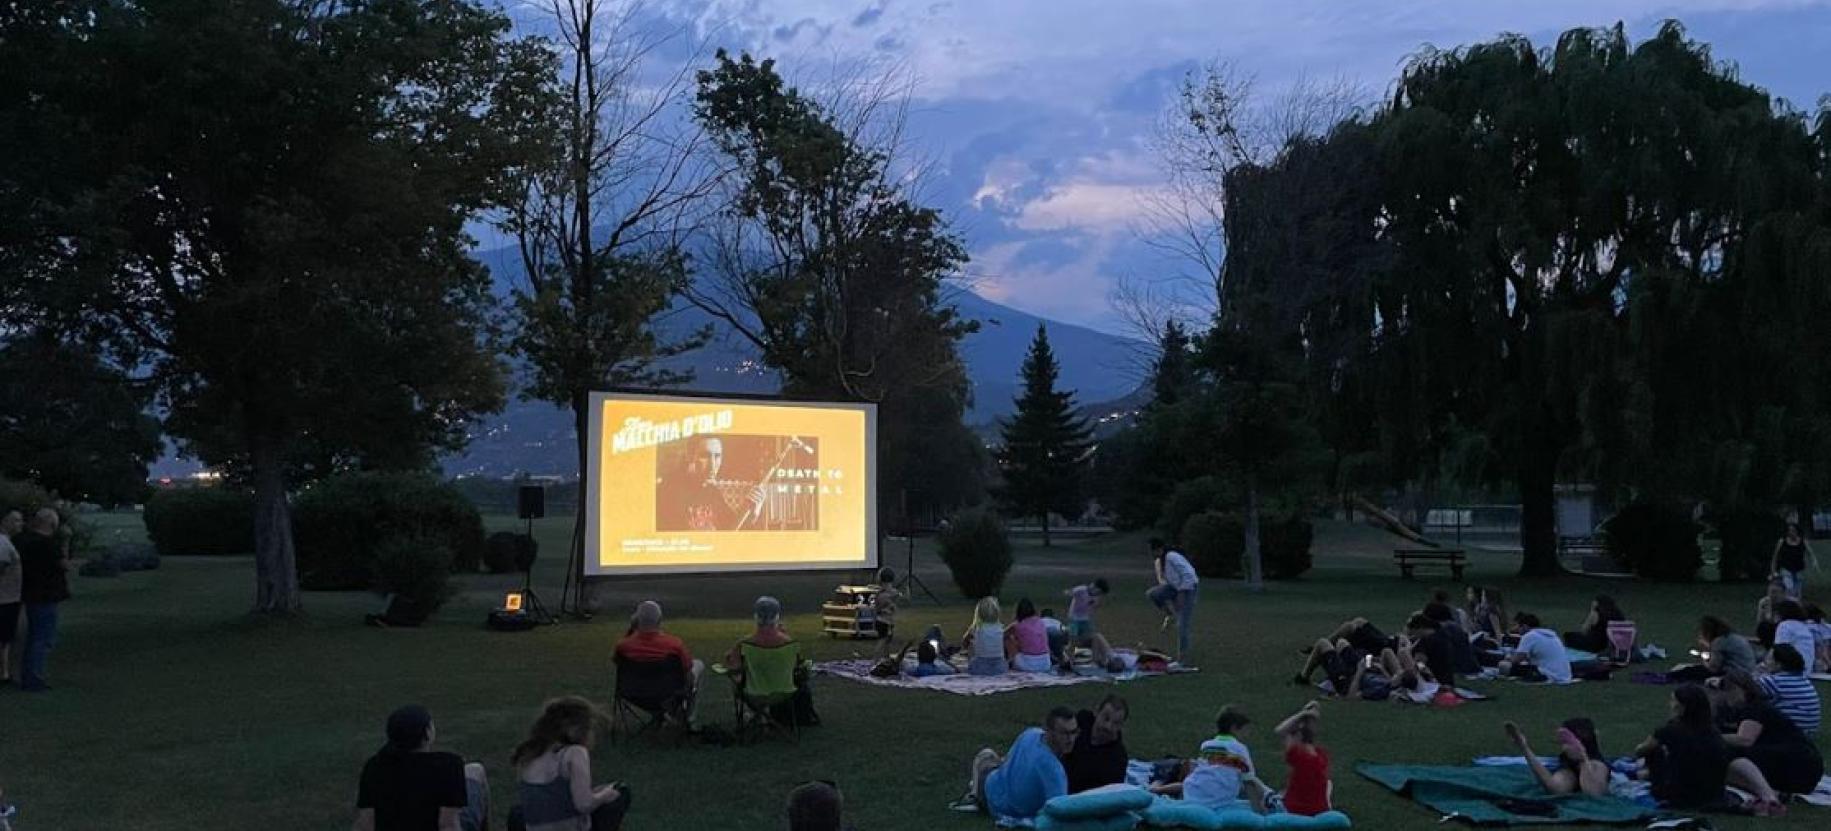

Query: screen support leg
left=558, top=510, right=592, bottom=620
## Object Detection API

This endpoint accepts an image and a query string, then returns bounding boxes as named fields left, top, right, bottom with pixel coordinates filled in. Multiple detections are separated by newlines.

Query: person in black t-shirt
left=1709, top=671, right=1825, bottom=795
left=1635, top=684, right=1785, bottom=815
left=1423, top=602, right=1481, bottom=677
left=355, top=705, right=489, bottom=831
left=16, top=508, right=71, bottom=692
left=1404, top=614, right=1456, bottom=688
left=1063, top=695, right=1130, bottom=793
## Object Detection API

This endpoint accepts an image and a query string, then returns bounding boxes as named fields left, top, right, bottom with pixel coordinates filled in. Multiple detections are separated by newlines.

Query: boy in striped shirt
left=1760, top=644, right=1821, bottom=734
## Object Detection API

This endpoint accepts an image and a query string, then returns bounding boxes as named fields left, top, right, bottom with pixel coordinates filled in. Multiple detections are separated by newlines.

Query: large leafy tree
left=997, top=325, right=1095, bottom=546
left=0, top=336, right=161, bottom=506
left=686, top=51, right=980, bottom=517
left=0, top=0, right=553, bottom=612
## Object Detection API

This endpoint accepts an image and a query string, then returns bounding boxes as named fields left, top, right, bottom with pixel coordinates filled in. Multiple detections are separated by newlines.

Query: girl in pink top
left=1009, top=598, right=1054, bottom=672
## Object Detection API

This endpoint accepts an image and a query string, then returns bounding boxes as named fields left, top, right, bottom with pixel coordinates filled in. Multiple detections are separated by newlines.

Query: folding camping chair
left=714, top=640, right=810, bottom=744
left=611, top=653, right=691, bottom=744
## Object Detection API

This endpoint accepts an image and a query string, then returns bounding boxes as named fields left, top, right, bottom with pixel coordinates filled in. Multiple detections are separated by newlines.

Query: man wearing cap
left=354, top=705, right=489, bottom=831
left=613, top=600, right=706, bottom=729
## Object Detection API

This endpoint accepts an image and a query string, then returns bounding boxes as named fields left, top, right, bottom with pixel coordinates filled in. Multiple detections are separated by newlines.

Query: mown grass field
left=2, top=512, right=1824, bottom=830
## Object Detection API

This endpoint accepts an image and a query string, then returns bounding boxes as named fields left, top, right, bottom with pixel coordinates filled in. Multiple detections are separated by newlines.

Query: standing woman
left=509, top=697, right=630, bottom=831
left=1771, top=523, right=1816, bottom=600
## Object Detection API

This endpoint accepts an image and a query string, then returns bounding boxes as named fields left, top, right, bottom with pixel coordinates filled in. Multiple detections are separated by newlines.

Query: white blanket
left=815, top=658, right=1193, bottom=696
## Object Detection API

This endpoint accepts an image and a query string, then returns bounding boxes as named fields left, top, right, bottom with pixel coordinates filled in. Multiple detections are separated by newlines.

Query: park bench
left=1393, top=546, right=1467, bottom=581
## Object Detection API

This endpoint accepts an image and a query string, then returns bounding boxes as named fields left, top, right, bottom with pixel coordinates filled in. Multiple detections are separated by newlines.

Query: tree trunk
left=1517, top=433, right=1562, bottom=577
left=249, top=431, right=300, bottom=615
left=1040, top=511, right=1052, bottom=547
left=1244, top=473, right=1264, bottom=591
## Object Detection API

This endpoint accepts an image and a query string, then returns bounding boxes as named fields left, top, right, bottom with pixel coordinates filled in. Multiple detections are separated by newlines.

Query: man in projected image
left=658, top=436, right=766, bottom=531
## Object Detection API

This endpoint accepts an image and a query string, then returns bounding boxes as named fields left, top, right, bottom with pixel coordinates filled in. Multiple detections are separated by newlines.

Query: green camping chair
left=715, top=640, right=810, bottom=743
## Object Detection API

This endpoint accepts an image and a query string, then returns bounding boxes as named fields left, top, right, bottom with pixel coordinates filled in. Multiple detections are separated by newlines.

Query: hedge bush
left=142, top=488, right=255, bottom=556
left=293, top=472, right=485, bottom=590
left=371, top=536, right=455, bottom=625
left=938, top=508, right=1014, bottom=598
left=1182, top=511, right=1243, bottom=578
left=484, top=531, right=537, bottom=574
left=1180, top=511, right=1314, bottom=580
left=1603, top=501, right=1702, bottom=581
left=1710, top=505, right=1787, bottom=583
left=1159, top=476, right=1225, bottom=539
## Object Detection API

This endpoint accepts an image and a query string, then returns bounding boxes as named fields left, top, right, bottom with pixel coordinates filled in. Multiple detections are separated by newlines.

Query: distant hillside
left=161, top=245, right=1149, bottom=478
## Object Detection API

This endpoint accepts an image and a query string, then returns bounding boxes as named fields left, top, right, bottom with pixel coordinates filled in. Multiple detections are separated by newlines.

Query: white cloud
left=1012, top=182, right=1161, bottom=232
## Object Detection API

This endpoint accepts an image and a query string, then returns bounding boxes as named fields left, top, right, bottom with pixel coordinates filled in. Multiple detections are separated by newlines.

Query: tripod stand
left=895, top=489, right=939, bottom=604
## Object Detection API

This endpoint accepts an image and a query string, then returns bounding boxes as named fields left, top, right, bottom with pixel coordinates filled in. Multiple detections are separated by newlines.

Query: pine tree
left=998, top=325, right=1095, bottom=546
left=1150, top=319, right=1198, bottom=408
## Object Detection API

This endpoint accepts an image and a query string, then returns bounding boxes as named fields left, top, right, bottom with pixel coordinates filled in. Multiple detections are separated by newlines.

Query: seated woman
left=1633, top=684, right=1785, bottom=815
left=1669, top=616, right=1757, bottom=681
left=509, top=697, right=630, bottom=831
left=962, top=597, right=1008, bottom=676
left=1465, top=586, right=1509, bottom=644
left=1501, top=718, right=1609, bottom=796
left=1006, top=598, right=1055, bottom=673
left=1562, top=594, right=1625, bottom=653
left=1709, top=671, right=1825, bottom=797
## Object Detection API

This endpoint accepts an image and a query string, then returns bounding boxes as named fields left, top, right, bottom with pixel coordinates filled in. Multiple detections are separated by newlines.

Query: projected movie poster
left=586, top=393, right=876, bottom=576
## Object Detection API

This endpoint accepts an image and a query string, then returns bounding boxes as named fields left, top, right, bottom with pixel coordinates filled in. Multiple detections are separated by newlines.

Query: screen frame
left=583, top=390, right=879, bottom=577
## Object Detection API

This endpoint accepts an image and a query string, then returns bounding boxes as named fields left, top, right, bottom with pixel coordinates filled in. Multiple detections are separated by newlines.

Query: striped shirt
left=1758, top=672, right=1821, bottom=735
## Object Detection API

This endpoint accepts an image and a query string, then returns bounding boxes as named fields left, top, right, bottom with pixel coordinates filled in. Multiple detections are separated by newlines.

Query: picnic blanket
left=1357, top=762, right=1660, bottom=826
left=815, top=659, right=1194, bottom=696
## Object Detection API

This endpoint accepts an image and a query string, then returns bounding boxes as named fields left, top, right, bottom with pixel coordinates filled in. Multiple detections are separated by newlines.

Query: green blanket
left=1356, top=763, right=1659, bottom=826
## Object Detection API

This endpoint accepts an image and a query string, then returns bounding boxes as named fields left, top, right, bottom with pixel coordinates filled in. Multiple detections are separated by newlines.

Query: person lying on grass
left=1501, top=718, right=1609, bottom=797
left=961, top=706, right=1079, bottom=822
left=1151, top=706, right=1272, bottom=813
left=1063, top=694, right=1130, bottom=794
left=1275, top=702, right=1331, bottom=817
left=1632, top=683, right=1786, bottom=817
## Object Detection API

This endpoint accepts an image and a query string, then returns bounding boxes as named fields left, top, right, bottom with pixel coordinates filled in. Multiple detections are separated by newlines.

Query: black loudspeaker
left=517, top=485, right=545, bottom=520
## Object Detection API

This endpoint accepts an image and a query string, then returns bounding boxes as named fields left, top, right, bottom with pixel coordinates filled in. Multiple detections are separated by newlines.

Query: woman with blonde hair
left=963, top=597, right=1008, bottom=676
left=507, top=697, right=630, bottom=831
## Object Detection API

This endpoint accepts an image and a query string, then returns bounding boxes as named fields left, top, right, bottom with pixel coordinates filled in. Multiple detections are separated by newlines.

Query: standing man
left=16, top=507, right=70, bottom=692
left=0, top=509, right=23, bottom=686
left=1147, top=538, right=1200, bottom=666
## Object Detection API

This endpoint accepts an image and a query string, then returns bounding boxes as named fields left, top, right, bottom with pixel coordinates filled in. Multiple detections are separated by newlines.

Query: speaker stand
left=558, top=511, right=592, bottom=620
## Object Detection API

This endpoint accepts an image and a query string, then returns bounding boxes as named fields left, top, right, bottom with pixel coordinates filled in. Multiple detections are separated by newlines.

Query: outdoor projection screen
left=585, top=392, right=877, bottom=576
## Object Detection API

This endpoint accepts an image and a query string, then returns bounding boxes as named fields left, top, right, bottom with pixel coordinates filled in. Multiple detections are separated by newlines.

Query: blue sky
left=506, top=1, right=1831, bottom=335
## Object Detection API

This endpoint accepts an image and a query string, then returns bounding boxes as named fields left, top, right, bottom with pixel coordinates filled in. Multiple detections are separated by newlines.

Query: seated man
left=613, top=600, right=705, bottom=729
left=354, top=705, right=488, bottom=831
left=1064, top=695, right=1130, bottom=793
left=723, top=595, right=814, bottom=724
left=1404, top=613, right=1458, bottom=687
left=1423, top=601, right=1482, bottom=677
left=964, top=707, right=1079, bottom=823
left=1502, top=613, right=1574, bottom=684
left=785, top=781, right=848, bottom=831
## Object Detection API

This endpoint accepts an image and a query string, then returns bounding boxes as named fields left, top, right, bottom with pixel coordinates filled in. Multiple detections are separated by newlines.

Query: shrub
left=1263, top=518, right=1315, bottom=580
left=1603, top=501, right=1702, bottom=581
left=938, top=508, right=1014, bottom=598
left=142, top=488, right=255, bottom=556
left=78, top=555, right=122, bottom=578
left=293, top=472, right=485, bottom=590
left=371, top=536, right=454, bottom=625
left=1180, top=511, right=1314, bottom=580
left=484, top=531, right=536, bottom=574
left=1709, top=505, right=1787, bottom=582
left=1182, top=511, right=1243, bottom=578
left=1159, top=476, right=1225, bottom=540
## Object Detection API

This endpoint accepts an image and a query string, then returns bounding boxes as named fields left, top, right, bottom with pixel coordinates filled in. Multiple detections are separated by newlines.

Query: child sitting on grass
left=1276, top=701, right=1331, bottom=816
left=872, top=568, right=902, bottom=657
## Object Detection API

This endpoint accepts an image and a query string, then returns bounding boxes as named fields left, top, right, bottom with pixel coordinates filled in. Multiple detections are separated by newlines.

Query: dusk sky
left=508, top=1, right=1831, bottom=336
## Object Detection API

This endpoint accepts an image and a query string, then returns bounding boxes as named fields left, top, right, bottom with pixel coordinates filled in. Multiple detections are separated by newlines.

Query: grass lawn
left=3, top=513, right=1825, bottom=830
